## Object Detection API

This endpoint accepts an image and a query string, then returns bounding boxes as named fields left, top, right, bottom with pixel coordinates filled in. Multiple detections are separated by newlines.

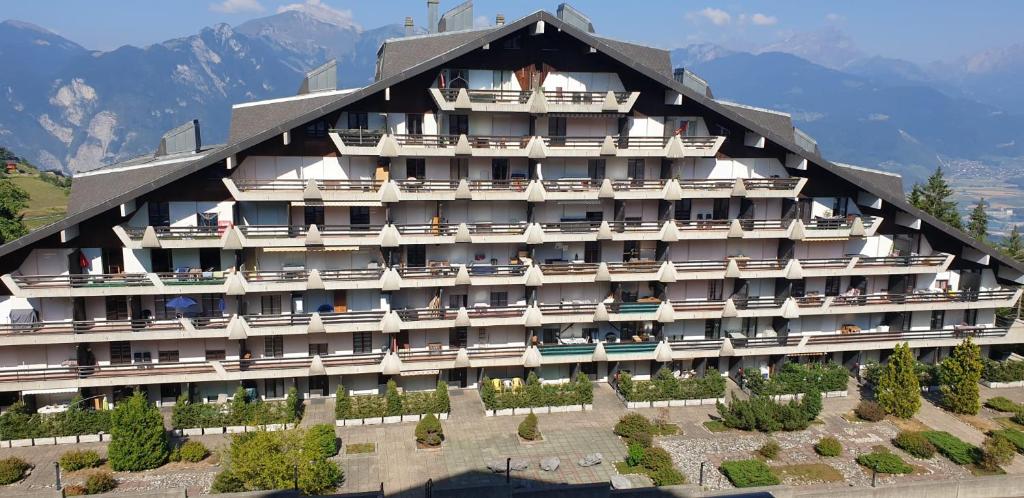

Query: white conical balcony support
left=454, top=348, right=470, bottom=368
left=597, top=220, right=614, bottom=240
left=662, top=179, right=683, bottom=201
left=525, top=223, right=545, bottom=245
left=526, top=136, right=547, bottom=159
left=306, top=268, right=325, bottom=290
left=380, top=352, right=402, bottom=375
left=308, top=312, right=325, bottom=333
left=720, top=337, right=735, bottom=356
left=595, top=262, right=611, bottom=281
left=784, top=259, right=803, bottom=280
left=598, top=178, right=615, bottom=198
left=454, top=223, right=472, bottom=243
left=524, top=265, right=544, bottom=287
left=141, top=226, right=161, bottom=248
left=781, top=297, right=800, bottom=319
left=654, top=340, right=673, bottom=363
left=725, top=258, right=742, bottom=278
left=663, top=135, right=685, bottom=159
left=379, top=224, right=401, bottom=248
left=378, top=134, right=400, bottom=158
left=526, top=180, right=547, bottom=203
left=850, top=217, right=866, bottom=237
left=659, top=220, right=680, bottom=242
left=454, top=264, right=471, bottom=285
left=655, top=300, right=675, bottom=323
left=731, top=179, right=747, bottom=197
left=722, top=298, right=738, bottom=318
left=727, top=219, right=744, bottom=238
left=599, top=136, right=618, bottom=156
left=592, top=341, right=608, bottom=362
left=454, top=134, right=472, bottom=155
left=225, top=272, right=246, bottom=296
left=601, top=90, right=619, bottom=112
left=379, top=180, right=401, bottom=203
left=593, top=302, right=609, bottom=321
left=380, top=310, right=402, bottom=334
left=221, top=226, right=243, bottom=250
left=789, top=219, right=806, bottom=240
left=379, top=267, right=402, bottom=291
left=656, top=260, right=678, bottom=283
left=454, top=179, right=472, bottom=199
left=523, top=305, right=543, bottom=328
left=454, top=306, right=471, bottom=327
left=529, top=89, right=547, bottom=114
left=522, top=346, right=542, bottom=368
left=305, top=224, right=323, bottom=246
left=303, top=179, right=322, bottom=200
left=227, top=315, right=250, bottom=340
left=453, top=88, right=472, bottom=109
left=308, top=355, right=327, bottom=376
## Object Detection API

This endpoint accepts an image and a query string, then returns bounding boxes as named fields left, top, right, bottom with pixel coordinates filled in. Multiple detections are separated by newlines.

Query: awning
left=261, top=246, right=360, bottom=252
left=399, top=369, right=440, bottom=377
left=547, top=112, right=627, bottom=118
left=290, top=201, right=382, bottom=207
left=23, top=387, right=79, bottom=395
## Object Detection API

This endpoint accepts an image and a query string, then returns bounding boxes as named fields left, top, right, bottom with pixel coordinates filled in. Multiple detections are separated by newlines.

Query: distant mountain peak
left=757, top=26, right=863, bottom=69
left=275, top=1, right=361, bottom=32
left=1, top=19, right=55, bottom=34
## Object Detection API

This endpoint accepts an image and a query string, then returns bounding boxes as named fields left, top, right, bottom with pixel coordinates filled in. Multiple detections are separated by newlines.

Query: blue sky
left=4, top=0, right=1022, bottom=63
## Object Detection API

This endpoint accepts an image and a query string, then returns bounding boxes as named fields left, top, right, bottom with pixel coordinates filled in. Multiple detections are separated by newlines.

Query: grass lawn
left=9, top=175, right=69, bottom=230
left=345, top=443, right=376, bottom=454
left=772, top=463, right=844, bottom=484
left=703, top=420, right=731, bottom=433
left=653, top=422, right=681, bottom=436
left=967, top=464, right=1006, bottom=477
left=887, top=417, right=932, bottom=432
left=614, top=461, right=646, bottom=475
left=995, top=417, right=1024, bottom=431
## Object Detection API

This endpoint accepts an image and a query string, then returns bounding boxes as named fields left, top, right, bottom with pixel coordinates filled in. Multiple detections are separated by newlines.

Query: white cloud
left=209, top=0, right=265, bottom=14
left=695, top=7, right=731, bottom=26
left=750, top=13, right=778, bottom=26
left=277, top=0, right=360, bottom=30
left=825, top=13, right=844, bottom=22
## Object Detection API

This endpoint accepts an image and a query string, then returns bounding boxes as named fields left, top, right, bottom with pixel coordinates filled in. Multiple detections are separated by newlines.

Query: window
left=350, top=206, right=370, bottom=227
left=742, top=317, right=757, bottom=336
left=148, top=201, right=170, bottom=226
left=153, top=295, right=174, bottom=319
left=583, top=327, right=599, bottom=342
left=548, top=117, right=567, bottom=141
left=930, top=310, right=945, bottom=330
left=406, top=158, right=426, bottom=179
left=791, top=279, right=806, bottom=298
left=449, top=327, right=468, bottom=348
left=407, top=245, right=426, bottom=267
left=440, top=68, right=468, bottom=89
left=964, top=309, right=978, bottom=326
left=490, top=291, right=508, bottom=307
left=264, top=378, right=285, bottom=398
left=264, top=335, right=284, bottom=358
left=448, top=293, right=468, bottom=309
left=305, top=118, right=328, bottom=138
left=584, top=241, right=601, bottom=263
left=158, top=350, right=179, bottom=363
left=199, top=294, right=221, bottom=317
left=205, top=350, right=226, bottom=361
left=347, top=112, right=368, bottom=130
left=448, top=114, right=469, bottom=135
left=106, top=296, right=129, bottom=320
left=707, top=281, right=723, bottom=301
left=674, top=199, right=692, bottom=221
left=302, top=206, right=324, bottom=227
left=831, top=197, right=848, bottom=217
left=261, top=295, right=282, bottom=315
left=935, top=279, right=950, bottom=292
left=151, top=249, right=173, bottom=274
left=308, top=343, right=328, bottom=356
left=450, top=158, right=468, bottom=179
left=406, top=114, right=423, bottom=135
left=199, top=248, right=220, bottom=271
left=627, top=159, right=645, bottom=180
left=824, top=276, right=841, bottom=297
left=704, top=319, right=722, bottom=340
left=110, top=341, right=132, bottom=365
left=587, top=159, right=606, bottom=179
left=712, top=198, right=730, bottom=219
left=353, top=332, right=373, bottom=353
left=491, top=158, right=510, bottom=180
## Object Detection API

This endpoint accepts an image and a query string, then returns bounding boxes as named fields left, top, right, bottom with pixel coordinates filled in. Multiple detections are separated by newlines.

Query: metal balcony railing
left=11, top=273, right=152, bottom=289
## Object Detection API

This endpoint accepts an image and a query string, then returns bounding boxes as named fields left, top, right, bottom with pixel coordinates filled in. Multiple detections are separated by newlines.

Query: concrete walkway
left=299, top=397, right=335, bottom=427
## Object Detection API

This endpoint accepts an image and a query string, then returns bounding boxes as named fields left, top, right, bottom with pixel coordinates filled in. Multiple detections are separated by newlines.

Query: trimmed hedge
left=982, top=359, right=1024, bottom=383
left=716, top=394, right=819, bottom=432
left=985, top=396, right=1021, bottom=413
left=59, top=450, right=102, bottom=471
left=336, top=380, right=450, bottom=419
left=171, top=388, right=301, bottom=429
left=415, top=413, right=444, bottom=446
left=719, top=459, right=780, bottom=488
left=0, top=399, right=111, bottom=440
left=176, top=441, right=209, bottom=463
left=617, top=368, right=726, bottom=402
left=743, top=362, right=848, bottom=396
left=304, top=424, right=338, bottom=459
left=893, top=431, right=936, bottom=459
left=480, top=372, right=593, bottom=410
left=518, top=413, right=540, bottom=441
left=815, top=437, right=842, bottom=457
left=212, top=428, right=344, bottom=495
left=857, top=450, right=912, bottom=474
left=921, top=431, right=981, bottom=465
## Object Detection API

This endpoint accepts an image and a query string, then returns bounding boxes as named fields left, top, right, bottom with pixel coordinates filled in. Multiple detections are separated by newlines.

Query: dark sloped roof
left=832, top=162, right=904, bottom=200
left=3, top=10, right=1022, bottom=276
left=717, top=101, right=794, bottom=140
left=377, top=28, right=495, bottom=81
left=228, top=91, right=354, bottom=144
left=594, top=36, right=672, bottom=78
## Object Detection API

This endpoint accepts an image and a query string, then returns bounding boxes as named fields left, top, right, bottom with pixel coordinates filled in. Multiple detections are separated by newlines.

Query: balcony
left=428, top=87, right=640, bottom=114
left=793, top=289, right=1021, bottom=316
left=540, top=135, right=725, bottom=159
left=223, top=178, right=382, bottom=203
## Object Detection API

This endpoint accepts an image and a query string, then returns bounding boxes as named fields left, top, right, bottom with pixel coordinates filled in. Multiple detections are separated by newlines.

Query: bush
left=415, top=413, right=443, bottom=446
left=921, top=431, right=981, bottom=465
left=172, top=396, right=225, bottom=429
left=0, top=457, right=30, bottom=485
left=939, top=338, right=983, bottom=415
left=211, top=470, right=245, bottom=493
left=815, top=437, right=842, bottom=457
left=59, top=450, right=102, bottom=471
left=716, top=394, right=817, bottom=432
left=855, top=400, right=886, bottom=422
left=385, top=380, right=403, bottom=416
left=640, top=447, right=673, bottom=471
left=64, top=485, right=87, bottom=496
left=614, top=413, right=654, bottom=446
left=648, top=466, right=686, bottom=486
left=985, top=396, right=1021, bottom=413
left=518, top=413, right=540, bottom=441
left=893, top=431, right=937, bottom=459
left=85, top=471, right=117, bottom=494
left=876, top=343, right=921, bottom=419
left=334, top=384, right=351, bottom=419
left=619, top=368, right=726, bottom=402
left=284, top=387, right=302, bottom=423
left=992, top=429, right=1024, bottom=454
left=177, top=440, right=209, bottom=463
left=801, top=389, right=823, bottom=420
left=744, top=362, right=848, bottom=396
left=575, top=372, right=594, bottom=404
left=298, top=458, right=343, bottom=495
left=626, top=442, right=645, bottom=467
left=433, top=381, right=450, bottom=414
left=218, top=429, right=342, bottom=494
left=981, top=435, right=1017, bottom=470
left=719, top=459, right=780, bottom=487
left=304, top=424, right=338, bottom=459
left=107, top=391, right=169, bottom=471
left=0, top=401, right=43, bottom=439
left=758, top=439, right=781, bottom=460
left=857, top=450, right=913, bottom=474
left=982, top=359, right=1024, bottom=383
left=1013, top=411, right=1024, bottom=426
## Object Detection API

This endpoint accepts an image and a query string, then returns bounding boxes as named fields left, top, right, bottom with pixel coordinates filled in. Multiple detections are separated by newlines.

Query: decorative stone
left=509, top=459, right=529, bottom=471
left=611, top=475, right=633, bottom=489
left=540, top=457, right=560, bottom=472
left=578, top=453, right=602, bottom=467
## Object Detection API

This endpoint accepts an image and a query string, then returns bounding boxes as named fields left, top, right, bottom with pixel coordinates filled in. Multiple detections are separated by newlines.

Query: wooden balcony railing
left=328, top=129, right=384, bottom=146
left=233, top=179, right=381, bottom=191
left=545, top=90, right=630, bottom=104
left=11, top=273, right=152, bottom=289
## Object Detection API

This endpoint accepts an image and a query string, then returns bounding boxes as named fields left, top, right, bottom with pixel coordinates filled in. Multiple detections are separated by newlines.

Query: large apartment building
left=1, top=4, right=1022, bottom=408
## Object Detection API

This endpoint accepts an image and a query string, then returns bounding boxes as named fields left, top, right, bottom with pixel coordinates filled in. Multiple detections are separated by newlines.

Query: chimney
left=404, top=16, right=414, bottom=36
left=673, top=68, right=686, bottom=83
left=427, top=0, right=439, bottom=34
left=495, top=14, right=505, bottom=26
left=157, top=120, right=201, bottom=156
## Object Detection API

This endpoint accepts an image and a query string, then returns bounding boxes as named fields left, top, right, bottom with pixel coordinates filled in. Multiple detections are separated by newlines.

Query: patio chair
left=511, top=377, right=523, bottom=390
left=491, top=378, right=503, bottom=392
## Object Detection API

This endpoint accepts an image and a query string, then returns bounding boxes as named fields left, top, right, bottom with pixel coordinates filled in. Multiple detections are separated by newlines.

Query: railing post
left=54, top=461, right=61, bottom=490
left=506, top=457, right=511, bottom=484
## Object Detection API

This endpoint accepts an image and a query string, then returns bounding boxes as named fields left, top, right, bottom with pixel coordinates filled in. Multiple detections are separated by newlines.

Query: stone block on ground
left=540, top=457, right=560, bottom=471
left=611, top=475, right=632, bottom=489
left=578, top=453, right=602, bottom=467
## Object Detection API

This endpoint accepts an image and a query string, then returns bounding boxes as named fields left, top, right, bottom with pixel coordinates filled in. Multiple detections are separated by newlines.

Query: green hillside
left=1, top=148, right=70, bottom=230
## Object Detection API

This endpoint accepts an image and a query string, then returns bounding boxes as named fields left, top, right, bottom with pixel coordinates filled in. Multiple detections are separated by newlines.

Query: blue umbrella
left=166, top=296, right=198, bottom=310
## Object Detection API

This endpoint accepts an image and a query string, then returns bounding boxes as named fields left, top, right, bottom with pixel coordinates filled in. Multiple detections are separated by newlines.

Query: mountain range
left=2, top=11, right=1024, bottom=186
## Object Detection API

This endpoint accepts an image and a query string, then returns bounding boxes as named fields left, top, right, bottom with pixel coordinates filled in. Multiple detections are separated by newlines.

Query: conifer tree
left=939, top=337, right=983, bottom=414
left=875, top=343, right=920, bottom=418
left=1001, top=225, right=1024, bottom=261
left=107, top=391, right=169, bottom=471
left=908, top=167, right=962, bottom=229
left=967, top=198, right=988, bottom=242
